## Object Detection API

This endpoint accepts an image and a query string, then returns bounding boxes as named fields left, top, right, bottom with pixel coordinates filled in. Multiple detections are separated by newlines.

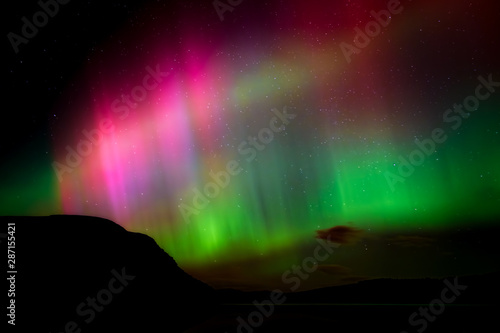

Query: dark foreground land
left=1, top=215, right=498, bottom=332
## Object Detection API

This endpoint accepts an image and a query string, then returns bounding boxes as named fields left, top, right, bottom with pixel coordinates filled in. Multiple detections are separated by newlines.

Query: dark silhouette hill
left=2, top=215, right=219, bottom=332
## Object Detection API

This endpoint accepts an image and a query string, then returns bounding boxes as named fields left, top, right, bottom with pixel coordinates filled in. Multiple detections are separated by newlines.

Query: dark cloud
left=315, top=225, right=363, bottom=244
left=317, top=264, right=351, bottom=276
left=387, top=235, right=436, bottom=247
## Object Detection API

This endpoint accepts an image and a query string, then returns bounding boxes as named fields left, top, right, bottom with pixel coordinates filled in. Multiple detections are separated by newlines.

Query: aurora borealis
left=3, top=0, right=500, bottom=291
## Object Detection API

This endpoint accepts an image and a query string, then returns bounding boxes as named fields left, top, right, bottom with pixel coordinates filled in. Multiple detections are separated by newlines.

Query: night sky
left=3, top=0, right=500, bottom=291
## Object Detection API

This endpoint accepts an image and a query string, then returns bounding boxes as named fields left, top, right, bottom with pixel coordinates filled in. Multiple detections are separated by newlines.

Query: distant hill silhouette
left=210, top=271, right=499, bottom=332
left=217, top=271, right=500, bottom=305
left=2, top=215, right=498, bottom=333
